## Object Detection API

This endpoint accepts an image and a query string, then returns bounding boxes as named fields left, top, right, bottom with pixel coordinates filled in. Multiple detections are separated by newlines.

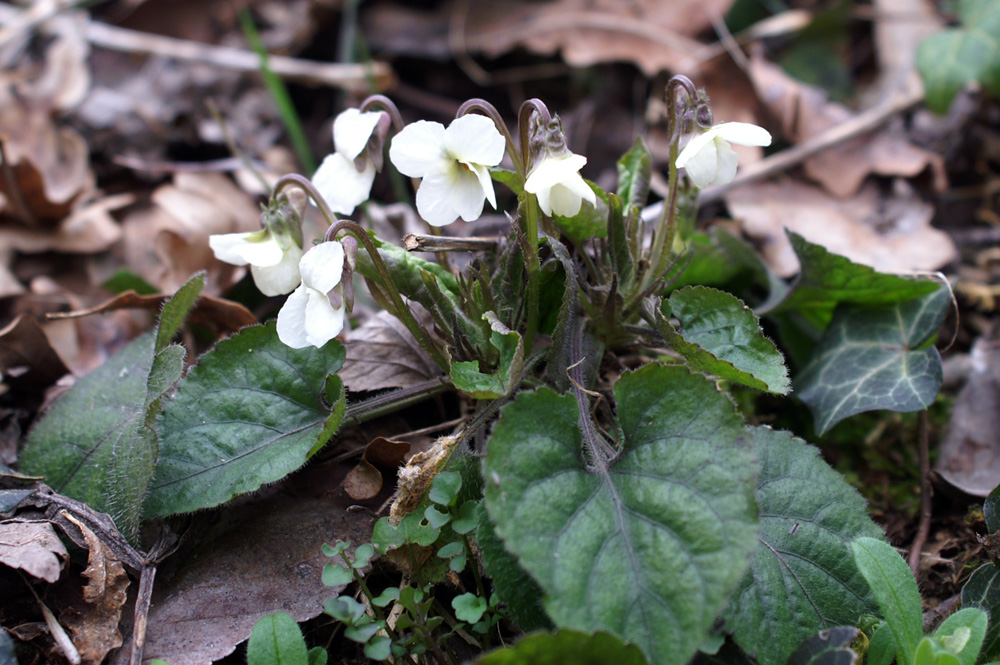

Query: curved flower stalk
left=276, top=240, right=352, bottom=349
left=388, top=114, right=506, bottom=227
left=209, top=199, right=304, bottom=296
left=676, top=122, right=772, bottom=189
left=312, top=108, right=391, bottom=215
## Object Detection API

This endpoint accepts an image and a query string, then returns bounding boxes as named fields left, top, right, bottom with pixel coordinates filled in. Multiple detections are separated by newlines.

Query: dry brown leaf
left=343, top=437, right=412, bottom=501
left=340, top=310, right=443, bottom=392
left=937, top=329, right=1000, bottom=497
left=121, top=172, right=260, bottom=293
left=143, top=483, right=370, bottom=665
left=747, top=54, right=946, bottom=197
left=0, top=194, right=130, bottom=255
left=59, top=513, right=128, bottom=665
left=0, top=520, right=67, bottom=583
left=868, top=0, right=941, bottom=104
left=726, top=180, right=956, bottom=277
left=364, top=0, right=733, bottom=77
left=0, top=315, right=70, bottom=396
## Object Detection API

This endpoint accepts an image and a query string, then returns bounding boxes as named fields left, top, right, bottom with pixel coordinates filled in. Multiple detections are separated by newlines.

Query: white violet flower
left=675, top=122, right=772, bottom=189
left=524, top=153, right=596, bottom=218
left=209, top=229, right=303, bottom=297
left=388, top=114, right=506, bottom=227
left=276, top=241, right=348, bottom=349
left=312, top=108, right=387, bottom=215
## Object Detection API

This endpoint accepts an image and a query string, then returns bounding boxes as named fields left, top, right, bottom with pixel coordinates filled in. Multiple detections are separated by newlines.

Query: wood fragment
left=402, top=234, right=500, bottom=252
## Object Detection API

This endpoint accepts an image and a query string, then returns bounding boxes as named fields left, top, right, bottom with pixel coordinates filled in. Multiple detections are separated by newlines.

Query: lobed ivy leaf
left=247, top=612, right=308, bottom=665
left=917, top=0, right=1000, bottom=114
left=724, top=427, right=882, bottom=665
left=19, top=274, right=204, bottom=538
left=473, top=629, right=650, bottom=665
left=851, top=537, right=923, bottom=665
left=484, top=364, right=758, bottom=665
left=667, top=286, right=790, bottom=394
left=768, top=232, right=942, bottom=329
left=795, top=286, right=949, bottom=434
left=144, top=321, right=345, bottom=517
left=786, top=626, right=860, bottom=665
left=961, top=564, right=1000, bottom=660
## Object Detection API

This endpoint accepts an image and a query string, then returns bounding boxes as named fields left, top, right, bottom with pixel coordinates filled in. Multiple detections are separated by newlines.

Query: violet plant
left=18, top=77, right=955, bottom=665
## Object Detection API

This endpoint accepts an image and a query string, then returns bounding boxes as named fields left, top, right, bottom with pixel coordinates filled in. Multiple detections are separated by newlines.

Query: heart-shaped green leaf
left=484, top=364, right=758, bottom=665
left=725, top=428, right=882, bottom=665
left=144, top=322, right=345, bottom=517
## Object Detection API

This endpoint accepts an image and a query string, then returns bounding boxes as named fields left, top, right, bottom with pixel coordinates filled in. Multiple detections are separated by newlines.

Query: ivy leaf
left=787, top=627, right=860, bottom=665
left=616, top=137, right=652, bottom=212
left=917, top=0, right=1000, bottom=114
left=247, top=612, right=308, bottom=665
left=851, top=537, right=923, bottom=665
left=19, top=274, right=203, bottom=538
left=724, top=427, right=882, bottom=665
left=961, top=564, right=1000, bottom=660
left=450, top=313, right=524, bottom=399
left=473, top=629, right=650, bottom=665
left=666, top=286, right=790, bottom=394
left=795, top=286, right=949, bottom=434
left=484, top=364, right=758, bottom=665
left=768, top=232, right=941, bottom=329
left=144, top=321, right=345, bottom=517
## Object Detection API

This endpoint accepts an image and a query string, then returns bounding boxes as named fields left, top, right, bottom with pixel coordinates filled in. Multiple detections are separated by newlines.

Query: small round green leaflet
left=247, top=612, right=308, bottom=665
left=484, top=364, right=758, bottom=665
left=473, top=629, right=650, bottom=665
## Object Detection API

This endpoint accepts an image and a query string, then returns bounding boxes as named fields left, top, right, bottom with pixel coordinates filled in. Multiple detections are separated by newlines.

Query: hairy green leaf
left=247, top=612, right=308, bottom=665
left=19, top=275, right=203, bottom=537
left=961, top=564, right=1000, bottom=660
left=474, top=629, right=650, bottom=665
left=450, top=313, right=523, bottom=399
left=667, top=286, right=789, bottom=394
left=725, top=428, right=882, bottom=665
left=796, top=286, right=948, bottom=434
left=851, top=537, right=923, bottom=665
left=917, top=0, right=1000, bottom=114
left=934, top=608, right=988, bottom=665
left=616, top=137, right=652, bottom=212
left=769, top=232, right=941, bottom=328
left=484, top=364, right=757, bottom=665
left=786, top=626, right=860, bottom=665
left=144, top=322, right=345, bottom=517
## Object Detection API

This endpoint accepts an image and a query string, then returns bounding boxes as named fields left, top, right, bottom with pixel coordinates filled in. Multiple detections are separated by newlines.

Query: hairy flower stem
left=360, top=94, right=405, bottom=132
left=273, top=174, right=449, bottom=370
left=514, top=99, right=550, bottom=354
left=645, top=75, right=697, bottom=296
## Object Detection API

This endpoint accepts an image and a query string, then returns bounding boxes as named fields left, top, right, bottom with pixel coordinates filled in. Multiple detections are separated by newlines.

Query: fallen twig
left=908, top=410, right=933, bottom=576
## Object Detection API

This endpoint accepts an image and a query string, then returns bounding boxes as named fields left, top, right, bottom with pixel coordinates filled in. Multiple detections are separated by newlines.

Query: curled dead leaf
left=340, top=310, right=443, bottom=392
left=0, top=520, right=67, bottom=582
left=343, top=437, right=411, bottom=501
left=0, top=315, right=70, bottom=396
left=389, top=433, right=462, bottom=524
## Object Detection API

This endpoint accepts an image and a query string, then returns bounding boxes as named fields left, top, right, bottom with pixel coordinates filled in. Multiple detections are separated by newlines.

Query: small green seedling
left=851, top=537, right=991, bottom=665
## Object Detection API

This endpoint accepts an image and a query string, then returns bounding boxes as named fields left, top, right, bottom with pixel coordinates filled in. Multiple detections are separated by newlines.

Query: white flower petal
left=446, top=169, right=489, bottom=222
left=333, top=108, right=382, bottom=160
left=276, top=285, right=311, bottom=348
left=414, top=172, right=460, bottom=227
left=299, top=241, right=345, bottom=294
left=210, top=231, right=283, bottom=267
left=251, top=243, right=303, bottom=296
left=312, top=153, right=376, bottom=215
left=444, top=114, right=506, bottom=166
left=713, top=122, right=772, bottom=147
left=678, top=135, right=719, bottom=189
left=304, top=288, right=345, bottom=347
left=714, top=139, right=740, bottom=186
left=389, top=120, right=448, bottom=178
left=675, top=128, right=720, bottom=170
left=524, top=154, right=587, bottom=194
left=465, top=161, right=497, bottom=209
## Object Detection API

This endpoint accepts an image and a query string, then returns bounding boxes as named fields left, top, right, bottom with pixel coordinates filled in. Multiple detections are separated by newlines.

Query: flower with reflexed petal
left=389, top=114, right=506, bottom=227
left=675, top=122, right=771, bottom=189
left=312, top=108, right=389, bottom=215
left=276, top=241, right=348, bottom=349
left=209, top=227, right=303, bottom=297
left=524, top=153, right=596, bottom=218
